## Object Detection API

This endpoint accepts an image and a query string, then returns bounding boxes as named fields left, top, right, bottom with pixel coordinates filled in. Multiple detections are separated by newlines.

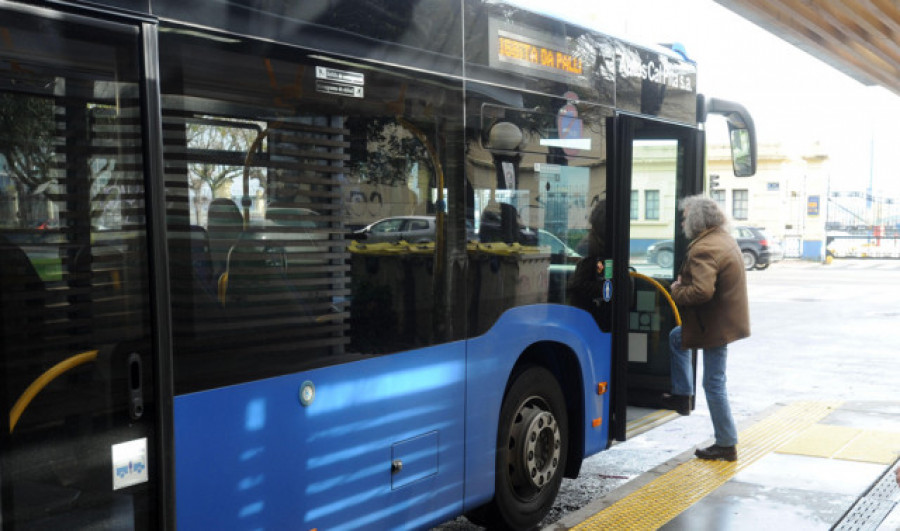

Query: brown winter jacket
left=671, top=226, right=750, bottom=349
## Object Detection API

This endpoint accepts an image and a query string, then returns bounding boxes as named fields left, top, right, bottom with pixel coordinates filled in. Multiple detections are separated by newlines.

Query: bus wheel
left=490, top=365, right=568, bottom=530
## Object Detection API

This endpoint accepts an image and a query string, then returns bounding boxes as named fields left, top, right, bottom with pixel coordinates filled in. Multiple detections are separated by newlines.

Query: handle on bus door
left=128, top=352, right=145, bottom=421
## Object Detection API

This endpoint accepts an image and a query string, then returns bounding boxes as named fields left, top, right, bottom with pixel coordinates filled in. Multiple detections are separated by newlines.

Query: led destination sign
left=497, top=35, right=583, bottom=75
left=486, top=17, right=697, bottom=121
left=488, top=18, right=591, bottom=87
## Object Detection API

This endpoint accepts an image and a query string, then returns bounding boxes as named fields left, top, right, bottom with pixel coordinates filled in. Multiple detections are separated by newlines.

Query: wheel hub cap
left=520, top=407, right=561, bottom=490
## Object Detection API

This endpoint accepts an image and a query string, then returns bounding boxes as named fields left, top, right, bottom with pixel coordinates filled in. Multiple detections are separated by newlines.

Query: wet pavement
left=551, top=401, right=900, bottom=530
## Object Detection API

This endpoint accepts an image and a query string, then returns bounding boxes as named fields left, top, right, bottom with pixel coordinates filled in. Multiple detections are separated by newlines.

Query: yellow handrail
left=629, top=271, right=682, bottom=326
left=9, top=349, right=99, bottom=434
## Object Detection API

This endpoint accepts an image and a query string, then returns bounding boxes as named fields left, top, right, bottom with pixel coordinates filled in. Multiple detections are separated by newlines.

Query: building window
left=733, top=189, right=748, bottom=220
left=711, top=189, right=725, bottom=210
left=630, top=190, right=639, bottom=220
left=645, top=190, right=660, bottom=220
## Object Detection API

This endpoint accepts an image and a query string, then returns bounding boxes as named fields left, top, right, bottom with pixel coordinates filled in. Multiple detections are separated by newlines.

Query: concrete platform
left=548, top=401, right=900, bottom=530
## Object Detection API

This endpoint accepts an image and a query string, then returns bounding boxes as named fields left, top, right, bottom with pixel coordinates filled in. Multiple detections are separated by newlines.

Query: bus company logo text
left=497, top=36, right=583, bottom=75
left=619, top=55, right=692, bottom=91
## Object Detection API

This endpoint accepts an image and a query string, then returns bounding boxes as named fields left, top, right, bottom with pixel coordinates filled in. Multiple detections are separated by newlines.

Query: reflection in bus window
left=161, top=31, right=464, bottom=392
left=465, top=98, right=611, bottom=333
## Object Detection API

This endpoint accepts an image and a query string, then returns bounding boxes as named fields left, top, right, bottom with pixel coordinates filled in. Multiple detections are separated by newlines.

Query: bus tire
left=487, top=365, right=568, bottom=530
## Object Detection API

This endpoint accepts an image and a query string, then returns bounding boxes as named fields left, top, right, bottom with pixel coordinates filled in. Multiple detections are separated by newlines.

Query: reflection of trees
left=358, top=118, right=431, bottom=186
left=0, top=94, right=55, bottom=226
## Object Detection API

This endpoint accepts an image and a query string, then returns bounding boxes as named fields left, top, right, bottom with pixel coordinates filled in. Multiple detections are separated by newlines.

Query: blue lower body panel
left=174, top=344, right=466, bottom=530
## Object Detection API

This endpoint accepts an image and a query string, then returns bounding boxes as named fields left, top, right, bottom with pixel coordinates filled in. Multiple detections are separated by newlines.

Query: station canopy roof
left=714, top=0, right=900, bottom=96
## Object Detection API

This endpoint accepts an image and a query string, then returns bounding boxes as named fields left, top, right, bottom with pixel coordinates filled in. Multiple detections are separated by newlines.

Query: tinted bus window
left=466, top=84, right=612, bottom=334
left=159, top=27, right=466, bottom=393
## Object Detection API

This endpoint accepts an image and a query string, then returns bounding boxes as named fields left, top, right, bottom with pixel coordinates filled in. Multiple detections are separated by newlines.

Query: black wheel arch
left=511, top=341, right=585, bottom=479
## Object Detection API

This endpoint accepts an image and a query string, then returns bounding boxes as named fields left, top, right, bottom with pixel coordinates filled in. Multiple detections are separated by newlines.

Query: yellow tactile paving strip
left=838, top=430, right=900, bottom=464
left=777, top=424, right=900, bottom=465
left=573, top=401, right=842, bottom=530
left=776, top=423, right=860, bottom=458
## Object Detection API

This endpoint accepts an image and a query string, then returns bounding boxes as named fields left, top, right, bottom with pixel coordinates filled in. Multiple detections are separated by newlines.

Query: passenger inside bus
left=568, top=199, right=611, bottom=332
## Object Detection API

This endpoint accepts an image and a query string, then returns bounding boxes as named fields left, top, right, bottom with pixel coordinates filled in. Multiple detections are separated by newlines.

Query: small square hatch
left=391, top=431, right=439, bottom=490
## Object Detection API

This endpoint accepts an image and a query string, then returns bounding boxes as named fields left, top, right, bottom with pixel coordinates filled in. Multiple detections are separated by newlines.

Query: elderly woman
left=661, top=195, right=750, bottom=462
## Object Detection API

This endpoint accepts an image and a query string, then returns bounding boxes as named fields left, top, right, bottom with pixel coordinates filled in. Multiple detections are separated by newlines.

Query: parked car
left=646, top=225, right=783, bottom=271
left=537, top=229, right=581, bottom=263
left=645, top=239, right=677, bottom=269
left=352, top=215, right=476, bottom=243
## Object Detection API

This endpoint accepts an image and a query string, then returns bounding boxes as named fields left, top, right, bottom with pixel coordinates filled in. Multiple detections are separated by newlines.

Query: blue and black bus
left=0, top=1, right=755, bottom=529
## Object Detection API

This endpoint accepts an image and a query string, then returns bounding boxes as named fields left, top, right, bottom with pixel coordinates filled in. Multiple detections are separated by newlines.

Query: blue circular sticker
left=602, top=279, right=613, bottom=302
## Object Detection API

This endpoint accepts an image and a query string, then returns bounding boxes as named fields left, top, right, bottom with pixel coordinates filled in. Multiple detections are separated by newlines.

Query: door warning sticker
left=112, top=438, right=148, bottom=490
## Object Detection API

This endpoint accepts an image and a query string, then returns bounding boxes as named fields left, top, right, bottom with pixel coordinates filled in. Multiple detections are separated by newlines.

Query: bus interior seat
left=188, top=225, right=217, bottom=301
left=208, top=198, right=243, bottom=274
left=0, top=234, right=48, bottom=404
left=219, top=236, right=313, bottom=320
left=168, top=226, right=223, bottom=343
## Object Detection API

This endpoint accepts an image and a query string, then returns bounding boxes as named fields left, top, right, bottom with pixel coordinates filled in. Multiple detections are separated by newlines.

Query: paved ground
left=436, top=259, right=900, bottom=530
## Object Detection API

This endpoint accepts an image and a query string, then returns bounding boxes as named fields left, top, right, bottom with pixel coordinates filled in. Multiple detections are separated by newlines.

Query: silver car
left=354, top=216, right=476, bottom=243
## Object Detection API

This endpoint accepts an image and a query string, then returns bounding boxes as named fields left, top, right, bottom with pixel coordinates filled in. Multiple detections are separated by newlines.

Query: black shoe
left=660, top=393, right=691, bottom=416
left=694, top=444, right=737, bottom=462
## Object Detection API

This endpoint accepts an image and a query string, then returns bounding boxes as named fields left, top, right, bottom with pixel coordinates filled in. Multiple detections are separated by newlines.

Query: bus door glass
left=0, top=6, right=159, bottom=529
left=612, top=115, right=701, bottom=440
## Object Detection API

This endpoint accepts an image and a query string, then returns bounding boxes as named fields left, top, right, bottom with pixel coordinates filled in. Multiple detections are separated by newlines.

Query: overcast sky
left=507, top=0, right=900, bottom=195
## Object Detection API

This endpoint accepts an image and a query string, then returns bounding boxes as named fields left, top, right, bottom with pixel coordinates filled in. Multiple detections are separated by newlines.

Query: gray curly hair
left=680, top=195, right=727, bottom=239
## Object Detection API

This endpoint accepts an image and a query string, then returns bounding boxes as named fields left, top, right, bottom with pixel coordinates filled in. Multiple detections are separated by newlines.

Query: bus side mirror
left=729, top=127, right=753, bottom=177
left=697, top=96, right=757, bottom=177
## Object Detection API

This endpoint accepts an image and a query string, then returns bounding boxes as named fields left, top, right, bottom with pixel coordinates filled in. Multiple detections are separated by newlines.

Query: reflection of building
left=465, top=126, right=607, bottom=241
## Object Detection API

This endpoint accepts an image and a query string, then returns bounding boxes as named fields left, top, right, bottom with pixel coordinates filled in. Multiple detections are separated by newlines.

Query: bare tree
left=186, top=120, right=261, bottom=222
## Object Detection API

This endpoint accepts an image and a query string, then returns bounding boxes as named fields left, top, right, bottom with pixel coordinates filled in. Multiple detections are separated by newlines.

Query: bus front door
left=611, top=115, right=703, bottom=441
left=0, top=6, right=164, bottom=529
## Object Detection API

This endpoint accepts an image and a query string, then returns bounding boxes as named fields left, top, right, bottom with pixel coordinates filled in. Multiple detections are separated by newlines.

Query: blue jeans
left=669, top=326, right=738, bottom=447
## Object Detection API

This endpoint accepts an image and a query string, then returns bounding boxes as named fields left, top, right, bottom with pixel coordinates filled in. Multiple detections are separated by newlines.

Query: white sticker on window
left=112, top=438, right=148, bottom=490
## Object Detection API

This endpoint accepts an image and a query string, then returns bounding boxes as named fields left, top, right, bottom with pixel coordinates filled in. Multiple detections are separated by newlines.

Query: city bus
left=0, top=1, right=755, bottom=529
